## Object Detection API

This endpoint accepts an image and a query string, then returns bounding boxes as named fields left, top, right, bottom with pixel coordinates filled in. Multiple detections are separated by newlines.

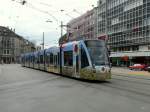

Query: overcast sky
left=0, top=0, right=97, bottom=47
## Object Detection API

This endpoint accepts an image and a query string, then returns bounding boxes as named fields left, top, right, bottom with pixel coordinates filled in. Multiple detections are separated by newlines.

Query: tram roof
left=45, top=47, right=59, bottom=55
left=38, top=50, right=45, bottom=55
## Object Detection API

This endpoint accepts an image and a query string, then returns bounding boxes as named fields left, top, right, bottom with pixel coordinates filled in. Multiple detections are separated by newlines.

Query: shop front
left=110, top=51, right=150, bottom=67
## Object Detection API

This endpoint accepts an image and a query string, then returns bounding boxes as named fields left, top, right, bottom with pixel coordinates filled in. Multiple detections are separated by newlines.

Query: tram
left=21, top=40, right=111, bottom=81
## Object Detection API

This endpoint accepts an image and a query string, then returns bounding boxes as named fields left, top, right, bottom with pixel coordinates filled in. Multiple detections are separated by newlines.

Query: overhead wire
left=26, top=2, right=59, bottom=23
left=25, top=2, right=68, bottom=32
left=38, top=2, right=52, bottom=8
left=12, top=0, right=69, bottom=37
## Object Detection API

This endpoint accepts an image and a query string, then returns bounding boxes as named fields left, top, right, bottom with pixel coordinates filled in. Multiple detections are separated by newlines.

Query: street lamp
left=12, top=0, right=27, bottom=5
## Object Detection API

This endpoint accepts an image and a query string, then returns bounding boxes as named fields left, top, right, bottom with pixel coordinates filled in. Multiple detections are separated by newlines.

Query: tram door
left=76, top=55, right=79, bottom=73
left=75, top=44, right=80, bottom=76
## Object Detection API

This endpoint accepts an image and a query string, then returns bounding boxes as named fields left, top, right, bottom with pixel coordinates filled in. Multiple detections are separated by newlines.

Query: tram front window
left=85, top=40, right=109, bottom=66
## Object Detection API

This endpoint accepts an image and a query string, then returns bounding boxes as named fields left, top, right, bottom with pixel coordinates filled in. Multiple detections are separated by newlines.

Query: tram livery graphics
left=21, top=40, right=111, bottom=81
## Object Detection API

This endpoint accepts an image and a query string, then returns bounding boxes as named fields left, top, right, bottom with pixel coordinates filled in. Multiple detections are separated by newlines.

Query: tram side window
left=54, top=55, right=57, bottom=66
left=45, top=55, right=47, bottom=64
left=81, top=47, right=89, bottom=68
left=64, top=51, right=73, bottom=66
left=31, top=56, right=34, bottom=63
left=40, top=55, right=43, bottom=63
left=50, top=53, right=53, bottom=64
left=31, top=56, right=32, bottom=63
left=46, top=55, right=49, bottom=64
left=58, top=53, right=60, bottom=65
left=35, top=57, right=37, bottom=64
left=48, top=55, right=50, bottom=64
left=33, top=56, right=35, bottom=63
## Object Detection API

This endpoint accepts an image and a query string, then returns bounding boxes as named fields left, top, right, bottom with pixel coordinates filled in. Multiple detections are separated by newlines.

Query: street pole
left=43, top=32, right=44, bottom=50
left=60, top=21, right=63, bottom=74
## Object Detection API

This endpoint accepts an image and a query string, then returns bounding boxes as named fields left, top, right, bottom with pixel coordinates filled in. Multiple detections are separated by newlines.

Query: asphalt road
left=0, top=64, right=150, bottom=112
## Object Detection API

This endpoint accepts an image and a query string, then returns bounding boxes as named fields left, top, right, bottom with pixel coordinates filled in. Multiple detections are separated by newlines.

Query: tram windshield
left=85, top=40, right=109, bottom=66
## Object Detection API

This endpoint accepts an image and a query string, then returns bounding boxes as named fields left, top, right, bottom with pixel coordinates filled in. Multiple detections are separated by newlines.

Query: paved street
left=0, top=64, right=150, bottom=112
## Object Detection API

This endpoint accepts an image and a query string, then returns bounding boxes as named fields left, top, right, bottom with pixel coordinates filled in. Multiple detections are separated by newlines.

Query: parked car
left=129, top=64, right=148, bottom=71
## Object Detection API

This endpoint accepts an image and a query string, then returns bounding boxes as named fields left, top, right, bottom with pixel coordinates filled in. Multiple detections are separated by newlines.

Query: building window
left=3, top=50, right=6, bottom=54
left=7, top=50, right=9, bottom=54
left=3, top=49, right=10, bottom=55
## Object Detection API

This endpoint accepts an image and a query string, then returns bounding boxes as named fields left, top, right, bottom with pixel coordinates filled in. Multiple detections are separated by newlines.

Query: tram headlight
left=100, top=67, right=107, bottom=73
left=95, top=66, right=108, bottom=73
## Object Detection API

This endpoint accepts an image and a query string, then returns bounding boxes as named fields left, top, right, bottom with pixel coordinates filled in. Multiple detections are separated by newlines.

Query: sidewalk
left=111, top=67, right=150, bottom=77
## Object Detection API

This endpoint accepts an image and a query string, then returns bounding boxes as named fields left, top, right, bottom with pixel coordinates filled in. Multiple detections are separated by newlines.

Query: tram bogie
left=21, top=40, right=111, bottom=81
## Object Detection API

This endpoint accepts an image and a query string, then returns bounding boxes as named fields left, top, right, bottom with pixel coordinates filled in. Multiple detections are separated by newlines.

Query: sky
left=0, top=0, right=97, bottom=47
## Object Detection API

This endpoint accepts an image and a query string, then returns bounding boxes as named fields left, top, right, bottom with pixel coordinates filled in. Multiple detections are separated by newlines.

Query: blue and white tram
left=25, top=53, right=30, bottom=67
left=21, top=39, right=111, bottom=81
left=30, top=52, right=34, bottom=68
left=61, top=40, right=111, bottom=80
left=38, top=50, right=45, bottom=71
left=45, top=47, right=60, bottom=73
left=33, top=51, right=39, bottom=69
left=21, top=54, right=25, bottom=67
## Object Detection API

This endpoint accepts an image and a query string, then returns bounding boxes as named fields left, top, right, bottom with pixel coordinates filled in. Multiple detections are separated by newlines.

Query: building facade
left=67, top=9, right=96, bottom=41
left=0, top=26, right=36, bottom=64
left=97, top=0, right=150, bottom=66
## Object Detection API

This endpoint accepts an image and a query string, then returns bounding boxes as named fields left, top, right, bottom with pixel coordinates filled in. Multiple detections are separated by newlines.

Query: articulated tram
left=21, top=40, right=111, bottom=81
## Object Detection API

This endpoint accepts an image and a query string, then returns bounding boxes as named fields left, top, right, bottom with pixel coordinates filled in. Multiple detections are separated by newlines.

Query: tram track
left=112, top=73, right=150, bottom=80
left=79, top=79, right=150, bottom=97
left=80, top=82, right=150, bottom=104
left=108, top=75, right=150, bottom=97
left=112, top=74, right=150, bottom=86
left=75, top=75, right=150, bottom=104
left=103, top=81, right=150, bottom=97
left=101, top=82, right=150, bottom=104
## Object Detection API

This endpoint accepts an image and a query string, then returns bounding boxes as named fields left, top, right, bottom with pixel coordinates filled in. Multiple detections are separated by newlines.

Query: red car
left=129, top=64, right=148, bottom=70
